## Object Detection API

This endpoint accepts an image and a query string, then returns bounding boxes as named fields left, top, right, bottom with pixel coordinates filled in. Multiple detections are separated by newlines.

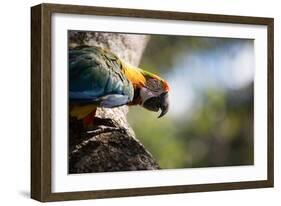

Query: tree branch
left=68, top=31, right=159, bottom=173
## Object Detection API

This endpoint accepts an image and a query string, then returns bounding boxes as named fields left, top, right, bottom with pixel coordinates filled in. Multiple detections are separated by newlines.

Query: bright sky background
left=166, top=41, right=254, bottom=118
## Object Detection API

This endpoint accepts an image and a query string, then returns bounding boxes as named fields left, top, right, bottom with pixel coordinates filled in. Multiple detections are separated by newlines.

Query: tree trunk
left=68, top=31, right=160, bottom=173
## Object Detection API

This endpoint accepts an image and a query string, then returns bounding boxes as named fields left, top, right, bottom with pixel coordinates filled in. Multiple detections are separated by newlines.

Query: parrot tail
left=82, top=108, right=97, bottom=128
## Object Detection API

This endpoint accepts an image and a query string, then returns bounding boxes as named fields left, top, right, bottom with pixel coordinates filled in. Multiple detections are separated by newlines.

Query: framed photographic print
left=31, top=3, right=274, bottom=202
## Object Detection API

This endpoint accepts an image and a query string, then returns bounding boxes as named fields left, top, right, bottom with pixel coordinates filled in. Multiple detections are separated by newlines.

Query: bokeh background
left=128, top=34, right=254, bottom=169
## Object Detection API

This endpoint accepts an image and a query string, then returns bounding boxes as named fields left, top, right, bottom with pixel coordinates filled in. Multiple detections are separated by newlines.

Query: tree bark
left=68, top=31, right=160, bottom=173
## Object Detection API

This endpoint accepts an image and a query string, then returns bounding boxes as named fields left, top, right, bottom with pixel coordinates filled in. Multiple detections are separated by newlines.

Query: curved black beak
left=142, top=92, right=170, bottom=118
left=158, top=92, right=169, bottom=118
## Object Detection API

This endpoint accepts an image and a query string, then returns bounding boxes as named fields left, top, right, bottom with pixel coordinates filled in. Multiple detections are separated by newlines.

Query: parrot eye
left=146, top=78, right=162, bottom=92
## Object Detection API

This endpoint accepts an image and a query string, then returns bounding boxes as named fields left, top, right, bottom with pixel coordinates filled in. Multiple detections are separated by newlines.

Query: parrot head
left=121, top=61, right=170, bottom=118
left=139, top=71, right=170, bottom=118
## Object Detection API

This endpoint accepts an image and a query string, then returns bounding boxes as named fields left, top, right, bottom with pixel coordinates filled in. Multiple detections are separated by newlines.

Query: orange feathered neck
left=121, top=61, right=170, bottom=92
left=121, top=61, right=170, bottom=105
left=122, top=62, right=144, bottom=105
left=122, top=62, right=146, bottom=89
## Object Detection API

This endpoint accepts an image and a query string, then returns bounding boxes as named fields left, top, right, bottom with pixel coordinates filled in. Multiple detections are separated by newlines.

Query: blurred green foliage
left=128, top=35, right=254, bottom=169
left=140, top=35, right=245, bottom=74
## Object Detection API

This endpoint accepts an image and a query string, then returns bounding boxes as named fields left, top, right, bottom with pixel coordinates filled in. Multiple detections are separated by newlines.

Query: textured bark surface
left=68, top=31, right=160, bottom=173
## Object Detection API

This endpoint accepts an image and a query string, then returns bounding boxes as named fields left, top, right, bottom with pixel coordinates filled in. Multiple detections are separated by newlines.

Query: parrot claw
left=92, top=117, right=118, bottom=128
left=86, top=126, right=126, bottom=136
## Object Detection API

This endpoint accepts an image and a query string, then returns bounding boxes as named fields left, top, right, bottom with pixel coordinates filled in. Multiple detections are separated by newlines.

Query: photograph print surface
left=68, top=30, right=254, bottom=174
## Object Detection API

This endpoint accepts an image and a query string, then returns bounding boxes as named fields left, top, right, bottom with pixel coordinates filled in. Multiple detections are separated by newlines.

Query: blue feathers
left=69, top=46, right=134, bottom=107
left=99, top=94, right=132, bottom=108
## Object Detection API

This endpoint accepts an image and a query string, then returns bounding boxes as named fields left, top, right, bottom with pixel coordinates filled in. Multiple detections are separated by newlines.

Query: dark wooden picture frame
left=31, top=3, right=274, bottom=202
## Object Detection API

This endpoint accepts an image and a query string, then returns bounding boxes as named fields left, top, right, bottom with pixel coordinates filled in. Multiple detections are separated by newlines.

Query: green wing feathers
left=69, top=46, right=134, bottom=108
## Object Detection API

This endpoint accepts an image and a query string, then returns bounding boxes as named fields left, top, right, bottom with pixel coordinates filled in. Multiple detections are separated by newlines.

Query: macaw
left=69, top=46, right=170, bottom=127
